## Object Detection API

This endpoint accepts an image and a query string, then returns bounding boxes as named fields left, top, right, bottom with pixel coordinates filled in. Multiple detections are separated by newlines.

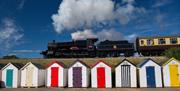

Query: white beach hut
left=46, top=61, right=67, bottom=87
left=1, top=63, right=23, bottom=88
left=91, top=60, right=112, bottom=88
left=137, top=58, right=162, bottom=88
left=162, top=58, right=180, bottom=87
left=20, top=62, right=45, bottom=88
left=115, top=59, right=137, bottom=87
left=68, top=60, right=90, bottom=88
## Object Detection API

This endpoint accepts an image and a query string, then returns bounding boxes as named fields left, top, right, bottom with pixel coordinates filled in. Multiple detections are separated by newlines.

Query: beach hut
left=91, top=60, right=112, bottom=88
left=46, top=61, right=67, bottom=87
left=0, top=64, right=5, bottom=87
left=20, top=62, right=45, bottom=88
left=137, top=58, right=162, bottom=88
left=162, top=58, right=180, bottom=87
left=1, top=63, right=23, bottom=88
left=68, top=60, right=90, bottom=88
left=115, top=59, right=137, bottom=87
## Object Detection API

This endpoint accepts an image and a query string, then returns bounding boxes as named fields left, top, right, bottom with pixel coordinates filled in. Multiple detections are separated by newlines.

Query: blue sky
left=0, top=0, right=179, bottom=58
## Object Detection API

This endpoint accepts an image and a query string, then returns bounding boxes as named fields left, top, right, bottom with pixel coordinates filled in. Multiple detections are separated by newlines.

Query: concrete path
left=0, top=88, right=180, bottom=91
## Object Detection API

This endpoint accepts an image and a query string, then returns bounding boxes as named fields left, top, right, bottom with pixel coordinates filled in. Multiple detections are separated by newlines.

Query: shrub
left=163, top=48, right=180, bottom=60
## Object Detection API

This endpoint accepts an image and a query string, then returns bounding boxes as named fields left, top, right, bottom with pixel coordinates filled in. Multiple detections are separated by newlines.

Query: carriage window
left=140, top=40, right=144, bottom=45
left=170, top=38, right=177, bottom=44
left=147, top=39, right=154, bottom=46
left=158, top=38, right=166, bottom=44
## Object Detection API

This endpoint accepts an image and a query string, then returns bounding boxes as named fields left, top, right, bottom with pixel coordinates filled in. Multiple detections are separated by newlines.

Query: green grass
left=0, top=56, right=169, bottom=69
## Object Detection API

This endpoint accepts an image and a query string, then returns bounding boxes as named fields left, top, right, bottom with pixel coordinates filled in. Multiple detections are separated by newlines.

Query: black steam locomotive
left=41, top=38, right=134, bottom=58
left=41, top=36, right=180, bottom=58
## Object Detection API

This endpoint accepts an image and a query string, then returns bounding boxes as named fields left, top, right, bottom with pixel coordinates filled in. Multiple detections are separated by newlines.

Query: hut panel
left=38, top=70, right=45, bottom=86
left=115, top=61, right=137, bottom=87
left=91, top=62, right=112, bottom=88
left=68, top=62, right=89, bottom=87
left=46, top=63, right=67, bottom=87
left=21, top=64, right=39, bottom=87
left=163, top=59, right=180, bottom=87
left=1, top=64, right=20, bottom=88
left=139, top=60, right=162, bottom=87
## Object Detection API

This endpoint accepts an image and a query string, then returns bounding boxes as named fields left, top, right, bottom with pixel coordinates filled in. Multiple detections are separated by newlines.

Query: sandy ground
left=0, top=88, right=180, bottom=91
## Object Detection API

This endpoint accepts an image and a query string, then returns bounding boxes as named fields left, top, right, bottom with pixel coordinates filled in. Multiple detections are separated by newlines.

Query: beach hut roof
left=162, top=57, right=180, bottom=66
left=1, top=63, right=24, bottom=70
left=115, top=58, right=136, bottom=67
left=46, top=61, right=67, bottom=68
left=69, top=59, right=90, bottom=68
left=137, top=58, right=160, bottom=68
left=91, top=60, right=112, bottom=68
left=20, top=62, right=44, bottom=70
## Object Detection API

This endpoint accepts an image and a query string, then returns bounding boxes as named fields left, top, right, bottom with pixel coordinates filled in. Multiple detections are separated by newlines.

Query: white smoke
left=71, top=29, right=97, bottom=40
left=71, top=29, right=123, bottom=41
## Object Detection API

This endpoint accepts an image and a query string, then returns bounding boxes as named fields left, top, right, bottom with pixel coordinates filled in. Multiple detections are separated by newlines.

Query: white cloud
left=17, top=0, right=26, bottom=10
left=12, top=50, right=41, bottom=53
left=52, top=0, right=115, bottom=33
left=52, top=0, right=145, bottom=33
left=0, top=18, right=24, bottom=51
left=155, top=13, right=166, bottom=31
left=152, top=0, right=171, bottom=8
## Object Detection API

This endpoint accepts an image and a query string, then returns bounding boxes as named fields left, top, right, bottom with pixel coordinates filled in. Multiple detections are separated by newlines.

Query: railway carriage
left=136, top=36, right=180, bottom=56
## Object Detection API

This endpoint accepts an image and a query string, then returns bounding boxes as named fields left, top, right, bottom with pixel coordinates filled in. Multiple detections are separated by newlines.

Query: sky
left=0, top=0, right=180, bottom=58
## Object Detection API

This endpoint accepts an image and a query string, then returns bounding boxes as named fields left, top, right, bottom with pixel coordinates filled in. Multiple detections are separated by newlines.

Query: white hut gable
left=94, top=62, right=110, bottom=68
left=71, top=61, right=86, bottom=68
left=2, top=63, right=18, bottom=71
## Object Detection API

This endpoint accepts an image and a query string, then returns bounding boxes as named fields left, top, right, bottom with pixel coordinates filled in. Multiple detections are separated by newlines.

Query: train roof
left=97, top=40, right=132, bottom=45
left=137, top=35, right=180, bottom=39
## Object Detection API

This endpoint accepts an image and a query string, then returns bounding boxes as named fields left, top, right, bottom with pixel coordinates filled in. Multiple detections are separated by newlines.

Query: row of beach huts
left=0, top=58, right=180, bottom=88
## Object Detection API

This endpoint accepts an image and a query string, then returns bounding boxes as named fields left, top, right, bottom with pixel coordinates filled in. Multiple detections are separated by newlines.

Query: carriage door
left=169, top=65, right=180, bottom=87
left=73, top=67, right=82, bottom=87
left=121, top=65, right=131, bottom=87
left=97, top=67, right=105, bottom=88
left=51, top=67, right=59, bottom=87
left=146, top=66, right=156, bottom=87
left=6, top=69, right=13, bottom=87
left=26, top=67, right=33, bottom=86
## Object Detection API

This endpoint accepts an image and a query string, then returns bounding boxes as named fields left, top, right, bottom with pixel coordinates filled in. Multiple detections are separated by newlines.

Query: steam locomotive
left=41, top=36, right=180, bottom=58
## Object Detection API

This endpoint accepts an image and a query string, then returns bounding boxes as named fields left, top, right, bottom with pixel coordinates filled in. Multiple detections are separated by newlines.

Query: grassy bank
left=0, top=56, right=169, bottom=68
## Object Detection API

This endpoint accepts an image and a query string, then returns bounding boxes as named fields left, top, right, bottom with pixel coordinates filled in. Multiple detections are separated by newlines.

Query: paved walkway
left=0, top=88, right=180, bottom=91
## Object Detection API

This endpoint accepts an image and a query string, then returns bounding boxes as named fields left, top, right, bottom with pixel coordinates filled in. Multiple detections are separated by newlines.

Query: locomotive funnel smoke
left=71, top=29, right=124, bottom=41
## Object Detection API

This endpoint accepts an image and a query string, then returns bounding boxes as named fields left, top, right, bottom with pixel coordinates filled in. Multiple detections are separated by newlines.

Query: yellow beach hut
left=162, top=58, right=180, bottom=87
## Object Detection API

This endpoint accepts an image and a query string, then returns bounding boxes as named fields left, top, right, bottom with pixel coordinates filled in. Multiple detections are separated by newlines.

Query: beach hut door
left=97, top=67, right=105, bottom=88
left=51, top=67, right=59, bottom=87
left=121, top=65, right=131, bottom=87
left=73, top=67, right=82, bottom=87
left=26, top=67, right=33, bottom=86
left=6, top=69, right=13, bottom=87
left=169, top=65, right=179, bottom=87
left=146, top=66, right=156, bottom=87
